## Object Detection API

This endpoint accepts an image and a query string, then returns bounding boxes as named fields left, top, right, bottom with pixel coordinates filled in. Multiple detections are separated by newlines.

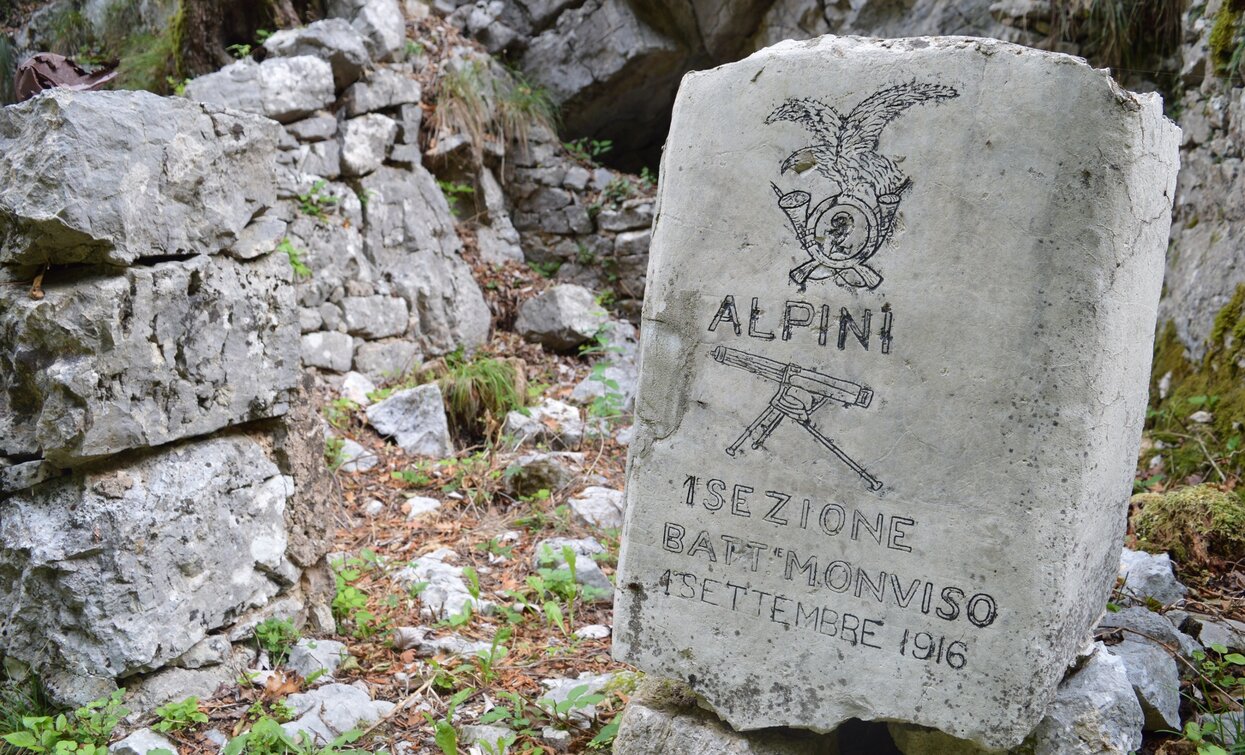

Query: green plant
left=436, top=181, right=475, bottom=219
left=432, top=59, right=557, bottom=164
left=1175, top=644, right=1245, bottom=753
left=1209, top=1, right=1243, bottom=77
left=602, top=176, right=635, bottom=207
left=564, top=138, right=613, bottom=164
left=297, top=180, right=338, bottom=221
left=496, top=68, right=558, bottom=156
left=537, top=684, right=606, bottom=728
left=152, top=697, right=208, bottom=733
left=639, top=166, right=657, bottom=188
left=223, top=716, right=363, bottom=755
left=427, top=350, right=524, bottom=442
left=331, top=553, right=385, bottom=638
left=471, top=629, right=511, bottom=685
left=2, top=690, right=127, bottom=755
left=1049, top=0, right=1184, bottom=80
left=323, top=398, right=358, bottom=430
left=527, top=260, right=562, bottom=278
left=325, top=437, right=346, bottom=471
left=1132, top=485, right=1245, bottom=570
left=227, top=42, right=253, bottom=59
left=277, top=239, right=312, bottom=279
left=426, top=688, right=474, bottom=755
left=254, top=618, right=301, bottom=667
left=0, top=676, right=52, bottom=755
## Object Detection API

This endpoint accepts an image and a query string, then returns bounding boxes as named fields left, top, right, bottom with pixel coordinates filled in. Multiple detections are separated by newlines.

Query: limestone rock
left=570, top=319, right=640, bottom=411
left=502, top=398, right=585, bottom=450
left=1020, top=646, right=1144, bottom=754
left=405, top=496, right=441, bottom=519
left=0, top=253, right=298, bottom=467
left=568, top=486, right=625, bottom=529
left=0, top=435, right=297, bottom=683
left=575, top=624, right=611, bottom=639
left=1098, top=606, right=1202, bottom=658
left=515, top=284, right=607, bottom=350
left=1103, top=636, right=1181, bottom=731
left=340, top=371, right=377, bottom=406
left=263, top=18, right=371, bottom=90
left=286, top=638, right=349, bottom=681
left=0, top=89, right=278, bottom=267
left=342, top=294, right=409, bottom=338
left=301, top=331, right=355, bottom=372
left=539, top=672, right=620, bottom=726
left=183, top=56, right=336, bottom=124
left=460, top=724, right=513, bottom=753
left=227, top=215, right=287, bottom=261
left=359, top=166, right=491, bottom=354
left=286, top=112, right=339, bottom=143
left=341, top=68, right=422, bottom=116
left=1118, top=548, right=1188, bottom=606
left=282, top=683, right=395, bottom=745
left=393, top=547, right=496, bottom=620
left=503, top=451, right=582, bottom=496
left=345, top=0, right=406, bottom=63
left=353, top=339, right=422, bottom=380
left=341, top=114, right=398, bottom=177
left=1192, top=614, right=1245, bottom=652
left=172, top=636, right=232, bottom=670
left=109, top=729, right=178, bottom=755
left=366, top=384, right=453, bottom=457
left=124, top=645, right=257, bottom=716
left=337, top=438, right=378, bottom=473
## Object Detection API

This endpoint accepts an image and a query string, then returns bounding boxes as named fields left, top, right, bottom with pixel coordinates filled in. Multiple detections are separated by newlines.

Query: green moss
left=1209, top=2, right=1242, bottom=76
left=631, top=676, right=699, bottom=713
left=1132, top=484, right=1245, bottom=569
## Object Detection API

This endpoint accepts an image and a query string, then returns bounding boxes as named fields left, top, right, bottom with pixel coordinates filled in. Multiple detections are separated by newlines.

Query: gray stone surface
left=1193, top=614, right=1245, bottom=652
left=460, top=725, right=513, bottom=753
left=1020, top=646, right=1144, bottom=755
left=286, top=638, right=349, bottom=680
left=502, top=397, right=585, bottom=450
left=365, top=384, right=453, bottom=457
left=888, top=724, right=996, bottom=754
left=344, top=0, right=406, bottom=63
left=405, top=495, right=441, bottom=519
left=612, top=37, right=1178, bottom=749
left=172, top=635, right=232, bottom=669
left=1098, top=606, right=1202, bottom=658
left=341, top=68, right=422, bottom=116
left=109, top=728, right=178, bottom=755
left=0, top=89, right=278, bottom=267
left=1103, top=636, right=1181, bottom=731
left=263, top=18, right=371, bottom=90
left=359, top=166, right=491, bottom=354
left=515, top=284, right=607, bottom=350
left=286, top=112, right=339, bottom=143
left=341, top=114, right=398, bottom=177
left=393, top=547, right=497, bottom=620
left=534, top=537, right=613, bottom=600
left=352, top=339, right=423, bottom=379
left=301, top=331, right=356, bottom=372
left=1118, top=548, right=1188, bottom=606
left=0, top=253, right=298, bottom=467
left=340, top=371, right=378, bottom=406
left=503, top=451, right=582, bottom=496
left=282, top=683, right=395, bottom=744
left=342, top=294, right=409, bottom=338
left=183, top=56, right=336, bottom=124
left=0, top=435, right=296, bottom=684
left=568, top=486, right=625, bottom=529
left=227, top=215, right=287, bottom=261
left=337, top=438, right=378, bottom=473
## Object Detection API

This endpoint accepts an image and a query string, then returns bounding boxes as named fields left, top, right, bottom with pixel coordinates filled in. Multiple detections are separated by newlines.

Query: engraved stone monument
left=613, top=36, right=1179, bottom=748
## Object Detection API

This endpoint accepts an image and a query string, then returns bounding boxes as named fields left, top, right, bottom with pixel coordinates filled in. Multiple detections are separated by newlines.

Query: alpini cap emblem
left=767, top=81, right=959, bottom=291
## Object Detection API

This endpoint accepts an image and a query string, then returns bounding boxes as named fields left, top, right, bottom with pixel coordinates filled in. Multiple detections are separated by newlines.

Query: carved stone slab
left=613, top=36, right=1179, bottom=749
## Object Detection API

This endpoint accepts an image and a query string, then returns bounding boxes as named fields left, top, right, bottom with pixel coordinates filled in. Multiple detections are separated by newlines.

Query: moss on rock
left=1132, top=484, right=1245, bottom=570
left=1209, top=0, right=1244, bottom=76
left=631, top=675, right=701, bottom=713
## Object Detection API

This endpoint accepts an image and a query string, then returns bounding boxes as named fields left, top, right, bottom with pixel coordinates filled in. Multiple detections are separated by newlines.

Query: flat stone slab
left=613, top=36, right=1178, bottom=749
left=0, top=253, right=299, bottom=467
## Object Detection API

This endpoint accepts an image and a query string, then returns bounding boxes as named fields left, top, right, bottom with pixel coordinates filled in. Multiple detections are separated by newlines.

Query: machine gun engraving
left=711, top=346, right=882, bottom=491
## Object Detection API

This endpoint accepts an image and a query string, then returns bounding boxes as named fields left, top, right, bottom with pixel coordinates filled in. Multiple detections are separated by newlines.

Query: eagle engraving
left=767, top=81, right=959, bottom=291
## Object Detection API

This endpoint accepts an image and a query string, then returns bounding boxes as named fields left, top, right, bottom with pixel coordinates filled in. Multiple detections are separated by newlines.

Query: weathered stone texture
left=0, top=435, right=297, bottom=683
left=0, top=90, right=278, bottom=267
left=613, top=36, right=1177, bottom=749
left=0, top=253, right=299, bottom=467
left=183, top=57, right=337, bottom=124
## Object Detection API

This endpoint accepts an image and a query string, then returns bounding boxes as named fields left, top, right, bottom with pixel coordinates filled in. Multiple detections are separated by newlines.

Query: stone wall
left=0, top=89, right=332, bottom=709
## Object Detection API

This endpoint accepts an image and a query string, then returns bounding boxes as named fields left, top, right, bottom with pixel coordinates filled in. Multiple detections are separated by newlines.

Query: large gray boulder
left=0, top=89, right=278, bottom=267
left=515, top=284, right=607, bottom=350
left=0, top=435, right=297, bottom=691
left=1019, top=646, right=1144, bottom=754
left=0, top=253, right=299, bottom=468
left=359, top=166, right=491, bottom=354
left=183, top=56, right=336, bottom=124
left=263, top=18, right=372, bottom=90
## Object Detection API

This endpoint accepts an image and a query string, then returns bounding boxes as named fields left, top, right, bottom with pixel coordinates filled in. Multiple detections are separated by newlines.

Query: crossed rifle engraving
left=712, top=346, right=882, bottom=492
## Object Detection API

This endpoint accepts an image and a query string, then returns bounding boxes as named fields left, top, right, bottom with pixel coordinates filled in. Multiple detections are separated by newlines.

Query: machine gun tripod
left=711, top=346, right=882, bottom=492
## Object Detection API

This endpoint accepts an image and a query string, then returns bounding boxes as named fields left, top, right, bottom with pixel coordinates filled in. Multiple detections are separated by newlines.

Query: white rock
left=574, top=624, right=611, bottom=640
left=286, top=638, right=349, bottom=681
left=460, top=724, right=513, bottom=753
left=337, top=438, right=378, bottom=473
left=393, top=548, right=496, bottom=620
left=1190, top=410, right=1214, bottom=424
left=184, top=56, right=336, bottom=123
left=612, top=35, right=1178, bottom=749
left=568, top=486, right=625, bottom=529
left=533, top=538, right=613, bottom=601
left=502, top=398, right=586, bottom=450
left=340, top=371, right=377, bottom=406
left=1023, top=646, right=1144, bottom=754
left=342, top=294, right=409, bottom=338
left=515, top=285, right=608, bottom=351
left=341, top=114, right=399, bottom=177
left=1118, top=548, right=1188, bottom=606
left=363, top=499, right=385, bottom=516
left=405, top=496, right=442, bottom=519
left=366, top=385, right=454, bottom=457
left=349, top=0, right=405, bottom=62
left=342, top=68, right=422, bottom=116
left=109, top=729, right=178, bottom=755
left=263, top=18, right=371, bottom=89
left=301, top=331, right=355, bottom=372
left=282, top=683, right=395, bottom=744
left=286, top=112, right=339, bottom=143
